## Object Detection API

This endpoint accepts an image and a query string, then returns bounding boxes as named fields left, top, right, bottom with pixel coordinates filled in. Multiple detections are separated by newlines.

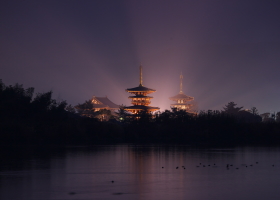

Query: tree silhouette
left=250, top=107, right=259, bottom=115
left=65, top=104, right=76, bottom=113
left=117, top=105, right=130, bottom=122
left=0, top=81, right=34, bottom=119
left=31, top=91, right=54, bottom=113
left=223, top=102, right=243, bottom=115
left=276, top=112, right=280, bottom=123
left=95, top=109, right=113, bottom=121
left=75, top=99, right=96, bottom=117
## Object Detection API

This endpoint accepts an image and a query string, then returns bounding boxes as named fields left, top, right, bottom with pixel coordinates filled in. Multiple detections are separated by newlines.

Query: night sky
left=1, top=0, right=280, bottom=113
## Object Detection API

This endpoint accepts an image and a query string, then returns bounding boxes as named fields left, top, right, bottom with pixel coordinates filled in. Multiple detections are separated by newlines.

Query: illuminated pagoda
left=125, top=65, right=159, bottom=114
left=169, top=73, right=194, bottom=111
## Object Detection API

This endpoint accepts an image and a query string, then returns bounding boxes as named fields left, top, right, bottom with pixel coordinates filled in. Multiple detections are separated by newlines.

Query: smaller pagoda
left=125, top=65, right=159, bottom=114
left=169, top=73, right=194, bottom=111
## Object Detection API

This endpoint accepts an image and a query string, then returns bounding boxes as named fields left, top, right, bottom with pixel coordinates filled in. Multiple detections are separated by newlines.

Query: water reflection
left=1, top=145, right=280, bottom=200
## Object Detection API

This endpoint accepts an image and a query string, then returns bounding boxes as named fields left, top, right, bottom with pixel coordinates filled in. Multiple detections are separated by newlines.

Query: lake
left=1, top=145, right=280, bottom=200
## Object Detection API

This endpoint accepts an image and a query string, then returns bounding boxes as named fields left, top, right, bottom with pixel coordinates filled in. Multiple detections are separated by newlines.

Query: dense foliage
left=1, top=80, right=280, bottom=146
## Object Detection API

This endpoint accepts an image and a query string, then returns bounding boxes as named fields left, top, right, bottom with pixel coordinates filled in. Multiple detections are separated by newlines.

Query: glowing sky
left=1, top=0, right=280, bottom=113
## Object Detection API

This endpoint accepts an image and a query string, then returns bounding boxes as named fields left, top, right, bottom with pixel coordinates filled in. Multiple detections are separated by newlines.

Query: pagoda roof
left=170, top=104, right=193, bottom=107
left=126, top=85, right=156, bottom=93
left=128, top=96, right=153, bottom=98
left=170, top=103, right=193, bottom=105
left=125, top=105, right=159, bottom=110
left=169, top=93, right=194, bottom=101
left=92, top=96, right=119, bottom=109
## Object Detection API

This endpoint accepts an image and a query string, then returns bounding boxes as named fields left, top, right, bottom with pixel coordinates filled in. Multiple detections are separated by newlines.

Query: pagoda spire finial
left=139, top=64, right=143, bottom=86
left=179, top=72, right=183, bottom=94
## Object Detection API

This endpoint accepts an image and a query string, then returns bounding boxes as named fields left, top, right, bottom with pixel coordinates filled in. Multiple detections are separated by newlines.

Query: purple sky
left=1, top=0, right=280, bottom=113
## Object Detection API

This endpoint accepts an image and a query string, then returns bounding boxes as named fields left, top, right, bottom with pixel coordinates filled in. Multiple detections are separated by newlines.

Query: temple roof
left=126, top=85, right=156, bottom=93
left=92, top=96, right=119, bottom=109
left=169, top=93, right=194, bottom=101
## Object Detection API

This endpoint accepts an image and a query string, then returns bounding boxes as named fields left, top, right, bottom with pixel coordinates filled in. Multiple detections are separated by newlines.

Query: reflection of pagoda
left=125, top=65, right=159, bottom=114
left=169, top=73, right=194, bottom=111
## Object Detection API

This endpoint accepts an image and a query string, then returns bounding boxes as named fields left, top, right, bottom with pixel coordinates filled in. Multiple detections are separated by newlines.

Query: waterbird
left=162, top=167, right=164, bottom=168
left=112, top=181, right=114, bottom=183
left=176, top=167, right=179, bottom=169
left=113, top=193, right=124, bottom=195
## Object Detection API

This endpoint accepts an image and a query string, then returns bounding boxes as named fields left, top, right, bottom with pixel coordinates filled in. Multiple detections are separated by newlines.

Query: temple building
left=91, top=96, right=119, bottom=111
left=169, top=73, right=194, bottom=112
left=75, top=96, right=119, bottom=120
left=124, top=65, right=159, bottom=114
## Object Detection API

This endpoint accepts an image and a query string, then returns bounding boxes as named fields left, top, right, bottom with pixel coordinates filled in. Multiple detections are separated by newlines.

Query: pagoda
left=125, top=65, right=159, bottom=114
left=169, top=73, right=194, bottom=111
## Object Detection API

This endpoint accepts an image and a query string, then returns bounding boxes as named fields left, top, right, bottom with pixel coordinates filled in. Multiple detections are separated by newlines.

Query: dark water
left=1, top=145, right=280, bottom=200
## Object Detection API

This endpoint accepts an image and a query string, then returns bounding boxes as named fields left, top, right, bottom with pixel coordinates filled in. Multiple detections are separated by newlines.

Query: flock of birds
left=109, top=162, right=277, bottom=184
left=160, top=161, right=276, bottom=170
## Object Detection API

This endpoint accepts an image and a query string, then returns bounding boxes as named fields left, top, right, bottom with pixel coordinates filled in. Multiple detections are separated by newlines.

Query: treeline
left=1, top=80, right=280, bottom=146
left=0, top=80, right=110, bottom=145
left=123, top=109, right=280, bottom=145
